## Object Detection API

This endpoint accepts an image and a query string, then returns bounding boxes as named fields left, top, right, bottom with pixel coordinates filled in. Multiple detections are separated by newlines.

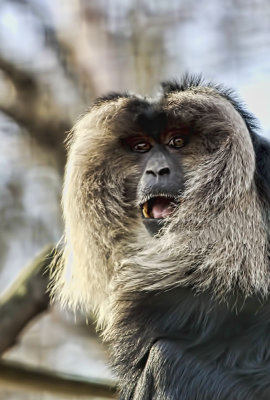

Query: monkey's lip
left=140, top=195, right=177, bottom=219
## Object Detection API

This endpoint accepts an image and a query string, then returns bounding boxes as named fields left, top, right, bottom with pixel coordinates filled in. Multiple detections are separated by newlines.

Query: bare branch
left=0, top=360, right=117, bottom=398
left=0, top=245, right=54, bottom=355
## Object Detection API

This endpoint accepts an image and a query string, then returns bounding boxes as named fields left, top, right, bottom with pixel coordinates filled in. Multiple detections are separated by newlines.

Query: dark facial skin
left=135, top=130, right=186, bottom=196
left=123, top=127, right=187, bottom=235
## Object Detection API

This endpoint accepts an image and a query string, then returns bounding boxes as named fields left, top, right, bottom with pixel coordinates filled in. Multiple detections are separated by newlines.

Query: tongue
left=151, top=197, right=174, bottom=219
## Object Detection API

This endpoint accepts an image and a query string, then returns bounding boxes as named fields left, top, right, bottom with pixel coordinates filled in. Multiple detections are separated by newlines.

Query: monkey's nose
left=146, top=166, right=170, bottom=177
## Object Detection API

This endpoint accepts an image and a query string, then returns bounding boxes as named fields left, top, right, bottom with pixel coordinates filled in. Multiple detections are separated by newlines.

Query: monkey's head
left=51, top=76, right=270, bottom=326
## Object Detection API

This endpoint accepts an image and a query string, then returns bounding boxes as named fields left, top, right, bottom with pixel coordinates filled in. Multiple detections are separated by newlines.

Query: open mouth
left=140, top=195, right=177, bottom=219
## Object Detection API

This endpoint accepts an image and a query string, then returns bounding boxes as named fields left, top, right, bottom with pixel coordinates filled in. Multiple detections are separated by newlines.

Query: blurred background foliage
left=1, top=0, right=270, bottom=398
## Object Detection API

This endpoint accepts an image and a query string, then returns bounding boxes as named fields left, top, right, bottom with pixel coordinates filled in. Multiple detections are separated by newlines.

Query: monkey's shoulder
left=114, top=289, right=270, bottom=400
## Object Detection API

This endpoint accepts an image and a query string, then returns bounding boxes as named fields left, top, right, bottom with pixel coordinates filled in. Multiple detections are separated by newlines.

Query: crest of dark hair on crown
left=161, top=73, right=259, bottom=137
left=92, top=91, right=131, bottom=107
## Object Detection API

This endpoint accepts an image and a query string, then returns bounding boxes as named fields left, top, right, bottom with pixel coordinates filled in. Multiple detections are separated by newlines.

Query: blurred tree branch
left=0, top=245, right=54, bottom=356
left=0, top=56, right=69, bottom=168
left=0, top=245, right=117, bottom=397
left=0, top=360, right=116, bottom=398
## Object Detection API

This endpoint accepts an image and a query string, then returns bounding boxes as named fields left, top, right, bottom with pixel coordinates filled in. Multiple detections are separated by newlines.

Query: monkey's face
left=122, top=113, right=187, bottom=235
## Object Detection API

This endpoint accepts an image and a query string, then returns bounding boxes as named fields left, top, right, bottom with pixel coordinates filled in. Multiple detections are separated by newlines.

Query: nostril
left=159, top=167, right=170, bottom=176
left=146, top=170, right=156, bottom=176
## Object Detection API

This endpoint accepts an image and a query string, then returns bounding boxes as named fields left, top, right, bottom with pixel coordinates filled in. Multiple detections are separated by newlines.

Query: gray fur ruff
left=50, top=77, right=270, bottom=331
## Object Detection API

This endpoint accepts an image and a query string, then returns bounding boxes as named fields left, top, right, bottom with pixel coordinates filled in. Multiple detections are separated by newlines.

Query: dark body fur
left=52, top=75, right=270, bottom=399
left=112, top=289, right=270, bottom=400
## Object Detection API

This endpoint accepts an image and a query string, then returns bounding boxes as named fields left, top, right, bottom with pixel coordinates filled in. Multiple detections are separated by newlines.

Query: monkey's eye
left=132, top=142, right=151, bottom=153
left=168, top=136, right=185, bottom=149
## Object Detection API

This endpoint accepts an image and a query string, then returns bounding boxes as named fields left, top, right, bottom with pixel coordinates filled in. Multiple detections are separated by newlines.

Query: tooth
left=143, top=202, right=149, bottom=218
left=142, top=209, right=148, bottom=218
